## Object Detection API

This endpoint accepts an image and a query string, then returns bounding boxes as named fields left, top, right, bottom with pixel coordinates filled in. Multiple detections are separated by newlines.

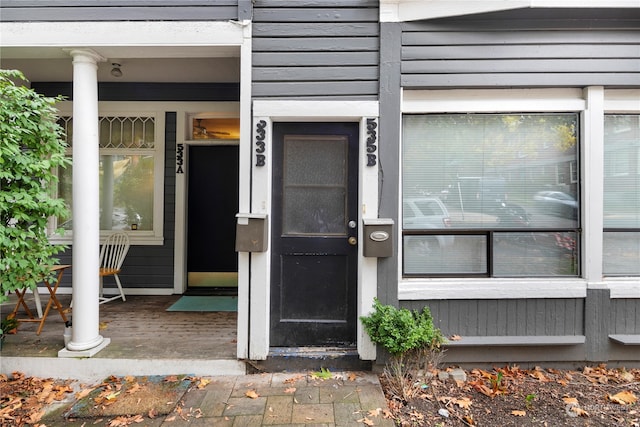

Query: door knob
left=348, top=237, right=357, bottom=246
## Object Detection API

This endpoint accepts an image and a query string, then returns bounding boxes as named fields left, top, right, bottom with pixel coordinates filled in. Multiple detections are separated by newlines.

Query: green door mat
left=167, top=296, right=238, bottom=312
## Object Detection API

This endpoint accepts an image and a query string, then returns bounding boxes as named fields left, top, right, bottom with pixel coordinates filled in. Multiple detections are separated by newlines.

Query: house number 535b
left=366, top=118, right=377, bottom=166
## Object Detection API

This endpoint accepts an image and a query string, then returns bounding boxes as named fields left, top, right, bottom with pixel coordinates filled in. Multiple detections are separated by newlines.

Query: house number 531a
left=176, top=143, right=184, bottom=174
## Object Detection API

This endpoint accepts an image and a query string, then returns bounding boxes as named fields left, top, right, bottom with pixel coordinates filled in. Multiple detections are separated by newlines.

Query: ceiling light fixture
left=110, top=63, right=123, bottom=78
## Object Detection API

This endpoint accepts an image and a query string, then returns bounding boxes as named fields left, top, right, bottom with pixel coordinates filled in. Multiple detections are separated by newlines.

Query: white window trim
left=398, top=87, right=616, bottom=300
left=52, top=101, right=167, bottom=245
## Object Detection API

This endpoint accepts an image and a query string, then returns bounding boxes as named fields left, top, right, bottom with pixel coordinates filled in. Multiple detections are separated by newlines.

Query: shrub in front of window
left=361, top=297, right=444, bottom=356
left=361, top=298, right=446, bottom=401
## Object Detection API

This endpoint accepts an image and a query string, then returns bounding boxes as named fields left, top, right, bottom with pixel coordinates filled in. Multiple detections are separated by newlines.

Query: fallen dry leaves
left=608, top=390, right=638, bottom=405
left=383, top=364, right=640, bottom=426
left=0, top=371, right=74, bottom=426
left=245, top=389, right=260, bottom=399
left=196, top=378, right=211, bottom=389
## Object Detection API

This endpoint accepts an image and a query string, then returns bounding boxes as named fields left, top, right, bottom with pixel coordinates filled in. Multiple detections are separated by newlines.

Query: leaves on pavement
left=245, top=389, right=260, bottom=399
left=0, top=371, right=74, bottom=426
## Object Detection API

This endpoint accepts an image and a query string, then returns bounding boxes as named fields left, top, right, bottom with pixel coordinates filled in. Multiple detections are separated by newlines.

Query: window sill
left=606, top=279, right=640, bottom=299
left=399, top=278, right=588, bottom=300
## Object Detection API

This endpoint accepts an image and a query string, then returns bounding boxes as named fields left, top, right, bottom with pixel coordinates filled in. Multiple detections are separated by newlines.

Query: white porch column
left=59, top=49, right=110, bottom=357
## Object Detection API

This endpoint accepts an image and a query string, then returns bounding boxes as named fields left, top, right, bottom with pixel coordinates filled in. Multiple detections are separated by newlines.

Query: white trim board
left=402, top=89, right=586, bottom=113
left=608, top=280, right=640, bottom=299
left=0, top=21, right=244, bottom=59
left=252, top=100, right=379, bottom=121
left=380, top=0, right=640, bottom=22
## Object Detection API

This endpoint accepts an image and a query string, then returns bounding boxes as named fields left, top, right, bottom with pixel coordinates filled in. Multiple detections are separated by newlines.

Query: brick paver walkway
left=41, top=371, right=394, bottom=426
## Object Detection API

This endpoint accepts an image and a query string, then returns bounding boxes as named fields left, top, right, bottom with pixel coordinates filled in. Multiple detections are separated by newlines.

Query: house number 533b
left=255, top=120, right=266, bottom=167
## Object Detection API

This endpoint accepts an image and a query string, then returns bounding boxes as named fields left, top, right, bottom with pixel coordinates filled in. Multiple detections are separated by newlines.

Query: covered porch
left=1, top=18, right=253, bottom=361
left=0, top=294, right=245, bottom=382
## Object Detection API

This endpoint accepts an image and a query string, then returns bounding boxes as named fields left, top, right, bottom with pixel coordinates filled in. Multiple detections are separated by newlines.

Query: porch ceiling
left=0, top=46, right=240, bottom=83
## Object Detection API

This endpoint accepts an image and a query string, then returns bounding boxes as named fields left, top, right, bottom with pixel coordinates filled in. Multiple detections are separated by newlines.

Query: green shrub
left=0, top=70, right=69, bottom=302
left=360, top=298, right=445, bottom=356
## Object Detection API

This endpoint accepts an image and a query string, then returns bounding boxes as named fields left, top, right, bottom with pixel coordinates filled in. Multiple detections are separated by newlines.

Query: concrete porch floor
left=0, top=294, right=246, bottom=381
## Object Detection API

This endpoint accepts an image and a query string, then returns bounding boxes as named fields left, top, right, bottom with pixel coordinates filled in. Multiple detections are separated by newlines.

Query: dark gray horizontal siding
left=403, top=59, right=640, bottom=74
left=252, top=0, right=379, bottom=99
left=610, top=299, right=640, bottom=334
left=254, top=37, right=378, bottom=51
left=253, top=23, right=379, bottom=37
left=253, top=52, right=379, bottom=67
left=403, top=45, right=640, bottom=60
left=400, top=12, right=640, bottom=89
left=401, top=299, right=584, bottom=337
left=252, top=6, right=378, bottom=23
left=252, top=81, right=379, bottom=97
left=403, top=30, right=640, bottom=45
left=254, top=66, right=378, bottom=81
left=1, top=0, right=239, bottom=22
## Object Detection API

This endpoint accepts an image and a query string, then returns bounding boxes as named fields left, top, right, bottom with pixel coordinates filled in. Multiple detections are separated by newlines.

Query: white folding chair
left=99, top=231, right=130, bottom=304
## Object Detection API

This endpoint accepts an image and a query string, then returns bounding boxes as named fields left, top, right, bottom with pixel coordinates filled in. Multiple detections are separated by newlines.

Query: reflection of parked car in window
left=493, top=202, right=531, bottom=227
left=403, top=197, right=454, bottom=247
left=534, top=191, right=578, bottom=219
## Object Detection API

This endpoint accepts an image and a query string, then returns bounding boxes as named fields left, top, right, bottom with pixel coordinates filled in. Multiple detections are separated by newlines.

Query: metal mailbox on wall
left=235, top=213, right=268, bottom=252
left=362, top=218, right=394, bottom=257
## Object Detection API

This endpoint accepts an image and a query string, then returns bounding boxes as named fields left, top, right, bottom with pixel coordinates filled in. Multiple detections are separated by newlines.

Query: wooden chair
left=99, top=231, right=130, bottom=304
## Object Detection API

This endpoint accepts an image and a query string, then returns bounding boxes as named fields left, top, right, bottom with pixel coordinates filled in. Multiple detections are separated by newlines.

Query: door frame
left=249, top=100, right=380, bottom=360
left=173, top=103, right=241, bottom=296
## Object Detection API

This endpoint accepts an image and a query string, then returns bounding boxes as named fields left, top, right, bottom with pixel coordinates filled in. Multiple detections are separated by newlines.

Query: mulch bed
left=382, top=365, right=640, bottom=426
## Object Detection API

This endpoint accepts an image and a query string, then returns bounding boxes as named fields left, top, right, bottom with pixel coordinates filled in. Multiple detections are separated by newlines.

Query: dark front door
left=187, top=145, right=239, bottom=293
left=271, top=122, right=359, bottom=346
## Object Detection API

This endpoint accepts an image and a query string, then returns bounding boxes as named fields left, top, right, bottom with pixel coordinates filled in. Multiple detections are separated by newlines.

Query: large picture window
left=56, top=115, right=161, bottom=238
left=604, top=114, right=640, bottom=276
left=402, top=113, right=579, bottom=277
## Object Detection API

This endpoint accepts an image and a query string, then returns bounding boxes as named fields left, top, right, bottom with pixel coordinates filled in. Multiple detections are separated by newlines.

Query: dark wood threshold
left=246, top=347, right=372, bottom=373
